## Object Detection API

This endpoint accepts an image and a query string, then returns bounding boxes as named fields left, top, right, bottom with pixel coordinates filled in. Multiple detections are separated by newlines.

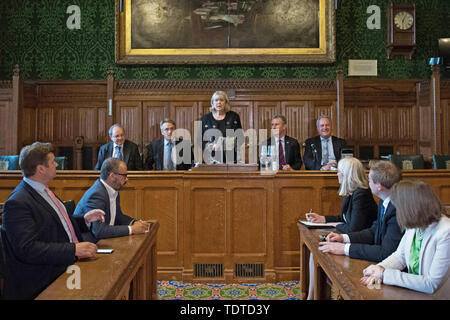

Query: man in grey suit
left=74, top=158, right=150, bottom=241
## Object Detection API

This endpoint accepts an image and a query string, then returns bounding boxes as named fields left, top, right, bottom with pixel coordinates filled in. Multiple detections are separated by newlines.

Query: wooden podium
left=192, top=163, right=259, bottom=171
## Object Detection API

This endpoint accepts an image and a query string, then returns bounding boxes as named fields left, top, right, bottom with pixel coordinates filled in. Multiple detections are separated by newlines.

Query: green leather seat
left=55, top=156, right=68, bottom=170
left=387, top=154, right=424, bottom=170
left=432, top=155, right=450, bottom=169
left=0, top=155, right=19, bottom=170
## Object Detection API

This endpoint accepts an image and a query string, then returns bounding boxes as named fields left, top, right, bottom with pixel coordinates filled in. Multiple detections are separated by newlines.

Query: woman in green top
left=360, top=180, right=450, bottom=294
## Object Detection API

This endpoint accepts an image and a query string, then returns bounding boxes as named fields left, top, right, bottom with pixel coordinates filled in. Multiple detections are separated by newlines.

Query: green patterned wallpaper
left=0, top=0, right=448, bottom=80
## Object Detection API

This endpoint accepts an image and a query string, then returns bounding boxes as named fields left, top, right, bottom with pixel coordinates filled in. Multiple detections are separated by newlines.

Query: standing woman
left=306, top=157, right=378, bottom=234
left=201, top=91, right=243, bottom=164
left=361, top=180, right=450, bottom=295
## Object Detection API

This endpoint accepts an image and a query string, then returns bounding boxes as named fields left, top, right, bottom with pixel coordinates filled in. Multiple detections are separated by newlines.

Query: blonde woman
left=200, top=91, right=242, bottom=163
left=306, top=157, right=378, bottom=234
left=361, top=180, right=450, bottom=294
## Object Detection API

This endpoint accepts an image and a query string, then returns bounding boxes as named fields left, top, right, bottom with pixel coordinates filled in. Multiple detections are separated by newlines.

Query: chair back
left=387, top=154, right=424, bottom=170
left=0, top=155, right=19, bottom=170
left=55, top=156, right=67, bottom=170
left=432, top=155, right=450, bottom=169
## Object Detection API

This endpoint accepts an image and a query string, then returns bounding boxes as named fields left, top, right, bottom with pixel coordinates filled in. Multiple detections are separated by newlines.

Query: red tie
left=45, top=187, right=79, bottom=243
left=279, top=140, right=286, bottom=169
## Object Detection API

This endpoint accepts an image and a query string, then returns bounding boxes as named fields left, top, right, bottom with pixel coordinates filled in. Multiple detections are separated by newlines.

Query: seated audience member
left=306, top=157, right=378, bottom=234
left=262, top=115, right=302, bottom=170
left=145, top=118, right=193, bottom=170
left=305, top=157, right=378, bottom=300
left=318, top=160, right=404, bottom=262
left=361, top=180, right=450, bottom=294
left=1, top=142, right=105, bottom=300
left=74, top=158, right=150, bottom=241
left=303, top=115, right=347, bottom=170
left=95, top=124, right=143, bottom=170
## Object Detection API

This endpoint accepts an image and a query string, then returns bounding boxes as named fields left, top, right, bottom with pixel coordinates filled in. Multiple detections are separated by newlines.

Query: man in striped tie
left=1, top=142, right=106, bottom=300
left=261, top=115, right=302, bottom=170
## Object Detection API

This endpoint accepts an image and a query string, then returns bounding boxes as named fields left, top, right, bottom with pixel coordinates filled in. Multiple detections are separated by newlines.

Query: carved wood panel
left=37, top=107, right=54, bottom=142
left=281, top=101, right=309, bottom=144
left=55, top=107, right=74, bottom=145
left=142, top=101, right=169, bottom=146
left=254, top=101, right=280, bottom=141
left=0, top=101, right=9, bottom=154
left=116, top=101, right=142, bottom=149
left=170, top=102, right=198, bottom=141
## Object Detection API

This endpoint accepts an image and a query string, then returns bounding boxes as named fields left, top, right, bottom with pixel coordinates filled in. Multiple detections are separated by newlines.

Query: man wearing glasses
left=74, top=157, right=150, bottom=241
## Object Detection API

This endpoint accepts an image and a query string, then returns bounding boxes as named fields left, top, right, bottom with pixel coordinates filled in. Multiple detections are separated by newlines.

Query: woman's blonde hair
left=338, top=157, right=369, bottom=196
left=391, top=180, right=444, bottom=231
left=210, top=91, right=231, bottom=113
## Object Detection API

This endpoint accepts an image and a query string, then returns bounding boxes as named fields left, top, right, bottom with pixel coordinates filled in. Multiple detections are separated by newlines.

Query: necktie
left=379, top=204, right=385, bottom=219
left=166, top=141, right=174, bottom=170
left=322, top=139, right=329, bottom=165
left=44, top=187, right=79, bottom=243
left=278, top=139, right=286, bottom=169
left=115, top=145, right=122, bottom=160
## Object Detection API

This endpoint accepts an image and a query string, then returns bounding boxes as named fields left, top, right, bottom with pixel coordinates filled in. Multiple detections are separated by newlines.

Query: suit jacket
left=73, top=179, right=134, bottom=242
left=325, top=187, right=378, bottom=234
left=303, top=135, right=347, bottom=170
left=379, top=216, right=450, bottom=295
left=1, top=181, right=85, bottom=300
left=145, top=138, right=193, bottom=171
left=347, top=201, right=404, bottom=262
left=264, top=136, right=302, bottom=170
left=94, top=140, right=143, bottom=170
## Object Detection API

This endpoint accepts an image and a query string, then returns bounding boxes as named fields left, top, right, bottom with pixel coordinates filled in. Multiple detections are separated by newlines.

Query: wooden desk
left=297, top=222, right=446, bottom=300
left=1, top=170, right=450, bottom=282
left=36, top=221, right=159, bottom=300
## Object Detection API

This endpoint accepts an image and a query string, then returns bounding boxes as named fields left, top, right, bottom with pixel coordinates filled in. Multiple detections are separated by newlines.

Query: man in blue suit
left=1, top=142, right=105, bottom=300
left=74, top=158, right=150, bottom=241
left=318, top=160, right=404, bottom=262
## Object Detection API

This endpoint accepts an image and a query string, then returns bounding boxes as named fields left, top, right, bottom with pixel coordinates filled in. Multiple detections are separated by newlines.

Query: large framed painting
left=115, top=0, right=335, bottom=64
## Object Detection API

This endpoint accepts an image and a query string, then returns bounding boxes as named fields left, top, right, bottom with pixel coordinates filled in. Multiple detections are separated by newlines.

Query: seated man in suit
left=262, top=115, right=302, bottom=170
left=94, top=124, right=143, bottom=170
left=318, top=160, right=404, bottom=263
left=1, top=142, right=105, bottom=300
left=304, top=115, right=347, bottom=170
left=74, top=158, right=150, bottom=241
left=145, top=118, right=193, bottom=170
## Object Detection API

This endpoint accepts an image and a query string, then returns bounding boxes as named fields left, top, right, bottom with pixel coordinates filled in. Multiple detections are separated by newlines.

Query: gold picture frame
left=115, top=0, right=335, bottom=64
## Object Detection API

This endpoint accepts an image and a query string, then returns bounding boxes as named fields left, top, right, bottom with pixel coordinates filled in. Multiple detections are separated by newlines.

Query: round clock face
left=394, top=11, right=414, bottom=30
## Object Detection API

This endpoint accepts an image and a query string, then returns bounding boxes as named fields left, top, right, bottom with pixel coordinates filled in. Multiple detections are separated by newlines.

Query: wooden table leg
left=299, top=240, right=310, bottom=300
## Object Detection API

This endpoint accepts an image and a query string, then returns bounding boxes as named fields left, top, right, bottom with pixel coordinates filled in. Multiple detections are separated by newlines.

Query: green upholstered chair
left=55, top=156, right=68, bottom=170
left=0, top=155, right=19, bottom=170
left=432, top=155, right=450, bottom=169
left=387, top=154, right=424, bottom=170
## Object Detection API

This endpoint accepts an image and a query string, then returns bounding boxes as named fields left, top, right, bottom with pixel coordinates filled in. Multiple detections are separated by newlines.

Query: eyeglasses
left=114, top=172, right=128, bottom=178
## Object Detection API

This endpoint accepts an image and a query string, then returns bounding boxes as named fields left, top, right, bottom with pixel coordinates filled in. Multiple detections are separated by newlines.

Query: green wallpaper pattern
left=0, top=0, right=449, bottom=80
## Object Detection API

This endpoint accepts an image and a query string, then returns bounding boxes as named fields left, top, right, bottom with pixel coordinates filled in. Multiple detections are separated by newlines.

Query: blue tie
left=379, top=204, right=385, bottom=219
left=115, top=145, right=122, bottom=160
left=166, top=141, right=174, bottom=170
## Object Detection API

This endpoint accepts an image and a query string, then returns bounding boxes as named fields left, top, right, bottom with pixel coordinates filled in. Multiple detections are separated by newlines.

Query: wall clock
left=387, top=4, right=416, bottom=59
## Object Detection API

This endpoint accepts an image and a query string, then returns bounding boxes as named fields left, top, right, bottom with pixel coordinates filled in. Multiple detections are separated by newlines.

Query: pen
left=306, top=208, right=312, bottom=221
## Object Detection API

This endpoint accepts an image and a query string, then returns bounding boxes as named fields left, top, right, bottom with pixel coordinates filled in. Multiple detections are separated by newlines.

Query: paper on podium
left=298, top=220, right=337, bottom=229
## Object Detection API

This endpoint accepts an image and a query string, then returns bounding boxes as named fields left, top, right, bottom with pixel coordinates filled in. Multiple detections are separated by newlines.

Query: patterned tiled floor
left=157, top=280, right=302, bottom=300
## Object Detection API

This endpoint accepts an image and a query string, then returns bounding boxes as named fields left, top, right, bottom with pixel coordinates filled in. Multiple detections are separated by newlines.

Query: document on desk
left=298, top=220, right=337, bottom=229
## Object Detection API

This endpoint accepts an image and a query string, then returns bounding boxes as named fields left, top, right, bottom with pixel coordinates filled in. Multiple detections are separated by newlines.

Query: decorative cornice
left=116, top=79, right=336, bottom=91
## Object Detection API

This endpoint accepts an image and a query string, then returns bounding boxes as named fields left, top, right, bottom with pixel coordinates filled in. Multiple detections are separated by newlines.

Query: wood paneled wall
left=1, top=66, right=449, bottom=169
